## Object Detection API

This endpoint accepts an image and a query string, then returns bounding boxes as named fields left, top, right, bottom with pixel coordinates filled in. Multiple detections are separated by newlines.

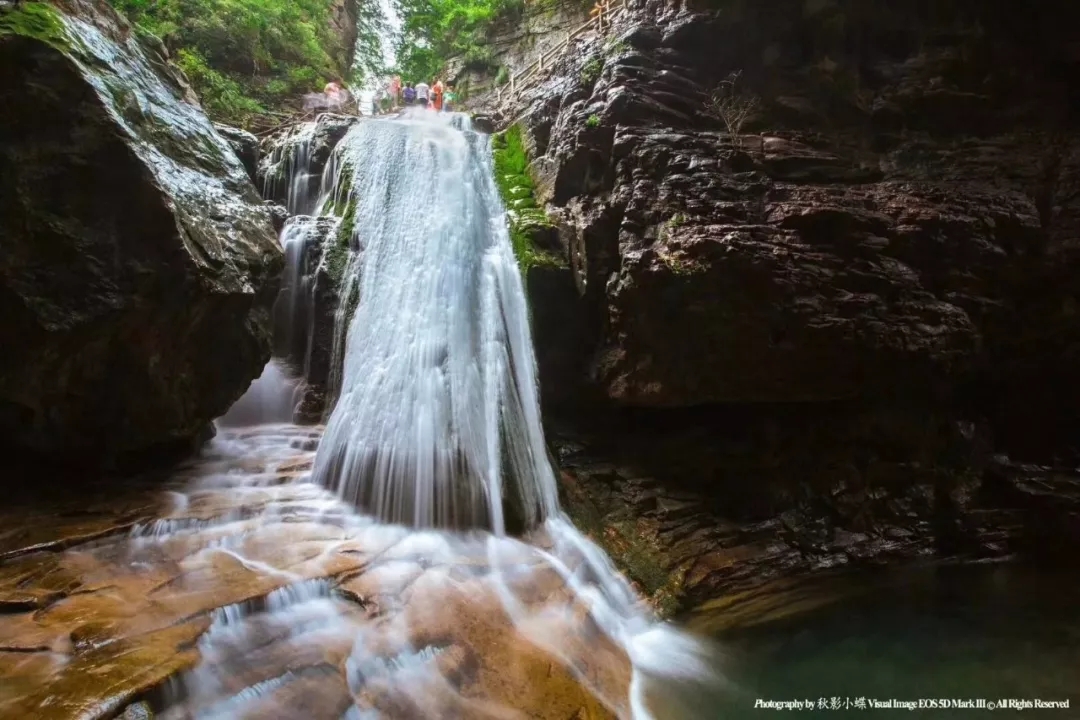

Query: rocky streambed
left=0, top=425, right=631, bottom=719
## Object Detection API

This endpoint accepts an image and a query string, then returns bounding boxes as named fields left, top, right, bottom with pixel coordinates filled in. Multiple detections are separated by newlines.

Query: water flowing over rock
left=312, top=113, right=560, bottom=533
left=0, top=426, right=696, bottom=718
left=258, top=114, right=360, bottom=215
left=0, top=0, right=282, bottom=464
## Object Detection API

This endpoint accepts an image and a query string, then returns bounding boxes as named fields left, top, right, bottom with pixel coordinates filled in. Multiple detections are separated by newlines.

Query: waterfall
left=172, top=109, right=716, bottom=719
left=311, top=111, right=559, bottom=533
left=261, top=122, right=321, bottom=216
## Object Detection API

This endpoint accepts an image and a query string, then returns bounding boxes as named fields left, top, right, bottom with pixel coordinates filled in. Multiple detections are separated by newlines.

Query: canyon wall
left=495, top=0, right=1080, bottom=612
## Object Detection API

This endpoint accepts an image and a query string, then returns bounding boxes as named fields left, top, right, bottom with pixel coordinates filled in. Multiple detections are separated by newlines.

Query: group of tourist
left=306, top=77, right=458, bottom=117
left=377, top=76, right=456, bottom=114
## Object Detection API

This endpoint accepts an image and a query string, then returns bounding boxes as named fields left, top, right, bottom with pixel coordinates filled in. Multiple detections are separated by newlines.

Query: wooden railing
left=495, top=0, right=626, bottom=105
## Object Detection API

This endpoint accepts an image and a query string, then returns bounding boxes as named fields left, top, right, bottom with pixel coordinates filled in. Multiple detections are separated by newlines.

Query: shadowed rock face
left=214, top=122, right=260, bottom=182
left=0, top=0, right=282, bottom=464
left=511, top=0, right=1080, bottom=447
left=492, top=0, right=1080, bottom=592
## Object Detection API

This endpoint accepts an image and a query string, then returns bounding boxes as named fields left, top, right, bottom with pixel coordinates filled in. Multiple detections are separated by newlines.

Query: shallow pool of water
left=649, top=564, right=1079, bottom=718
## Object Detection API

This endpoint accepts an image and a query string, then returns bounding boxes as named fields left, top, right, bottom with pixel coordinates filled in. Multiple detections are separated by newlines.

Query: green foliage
left=491, top=125, right=562, bottom=273
left=106, top=0, right=366, bottom=124
left=604, top=38, right=630, bottom=56
left=494, top=65, right=509, bottom=86
left=174, top=48, right=264, bottom=123
left=580, top=54, right=604, bottom=85
left=462, top=43, right=495, bottom=71
left=585, top=113, right=600, bottom=128
left=392, top=0, right=522, bottom=83
left=0, top=2, right=69, bottom=50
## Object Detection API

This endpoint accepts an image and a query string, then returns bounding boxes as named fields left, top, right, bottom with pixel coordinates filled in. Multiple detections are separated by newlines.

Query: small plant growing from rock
left=604, top=38, right=630, bottom=56
left=657, top=213, right=686, bottom=242
left=580, top=55, right=604, bottom=85
left=707, top=70, right=760, bottom=139
left=585, top=114, right=601, bottom=128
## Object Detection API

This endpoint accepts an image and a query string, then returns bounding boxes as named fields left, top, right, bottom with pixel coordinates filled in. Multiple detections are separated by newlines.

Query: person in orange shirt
left=431, top=79, right=445, bottom=111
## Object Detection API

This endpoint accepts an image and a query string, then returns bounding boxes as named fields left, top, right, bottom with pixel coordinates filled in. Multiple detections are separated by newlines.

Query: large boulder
left=0, top=0, right=282, bottom=463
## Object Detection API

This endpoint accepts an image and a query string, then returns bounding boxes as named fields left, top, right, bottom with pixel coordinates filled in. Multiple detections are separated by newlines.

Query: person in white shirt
left=415, top=81, right=430, bottom=108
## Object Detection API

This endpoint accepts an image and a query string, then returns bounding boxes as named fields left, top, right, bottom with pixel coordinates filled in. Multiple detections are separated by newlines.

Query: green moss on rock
left=491, top=124, right=563, bottom=274
left=0, top=2, right=70, bottom=51
left=323, top=161, right=357, bottom=287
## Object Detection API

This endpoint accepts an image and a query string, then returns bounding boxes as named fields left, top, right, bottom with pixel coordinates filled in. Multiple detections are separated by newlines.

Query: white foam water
left=313, top=110, right=557, bottom=533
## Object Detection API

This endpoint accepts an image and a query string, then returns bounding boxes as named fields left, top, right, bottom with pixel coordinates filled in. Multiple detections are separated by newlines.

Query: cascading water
left=261, top=122, right=321, bottom=216
left=312, top=111, right=557, bottom=532
left=307, top=109, right=715, bottom=714
left=132, top=110, right=717, bottom=719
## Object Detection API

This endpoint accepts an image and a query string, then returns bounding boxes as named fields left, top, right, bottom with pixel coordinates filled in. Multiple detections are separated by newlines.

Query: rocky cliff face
left=496, top=0, right=1080, bottom=612
left=446, top=0, right=592, bottom=101
left=0, top=0, right=282, bottom=465
left=329, top=0, right=359, bottom=77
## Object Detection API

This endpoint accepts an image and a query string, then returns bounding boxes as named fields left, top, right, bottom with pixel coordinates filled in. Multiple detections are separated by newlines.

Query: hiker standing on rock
left=324, top=80, right=344, bottom=109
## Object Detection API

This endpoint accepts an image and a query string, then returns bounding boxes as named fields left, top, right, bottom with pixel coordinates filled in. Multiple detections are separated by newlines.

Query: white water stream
left=155, top=110, right=714, bottom=718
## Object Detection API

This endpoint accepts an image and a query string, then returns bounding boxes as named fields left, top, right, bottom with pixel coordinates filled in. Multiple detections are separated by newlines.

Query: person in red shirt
left=431, top=80, right=445, bottom=111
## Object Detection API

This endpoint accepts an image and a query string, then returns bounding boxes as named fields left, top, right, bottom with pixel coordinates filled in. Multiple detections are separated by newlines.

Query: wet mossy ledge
left=491, top=124, right=563, bottom=273
left=0, top=2, right=69, bottom=50
left=325, top=162, right=357, bottom=286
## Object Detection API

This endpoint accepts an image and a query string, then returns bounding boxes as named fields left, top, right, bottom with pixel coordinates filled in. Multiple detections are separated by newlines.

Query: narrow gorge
left=1, top=0, right=1079, bottom=717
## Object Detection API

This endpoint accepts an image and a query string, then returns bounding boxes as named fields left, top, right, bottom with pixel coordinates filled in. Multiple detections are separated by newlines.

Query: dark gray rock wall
left=0, top=0, right=282, bottom=464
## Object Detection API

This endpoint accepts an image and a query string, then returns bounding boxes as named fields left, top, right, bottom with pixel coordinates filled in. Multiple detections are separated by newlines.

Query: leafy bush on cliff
left=107, top=0, right=350, bottom=124
left=394, top=0, right=524, bottom=82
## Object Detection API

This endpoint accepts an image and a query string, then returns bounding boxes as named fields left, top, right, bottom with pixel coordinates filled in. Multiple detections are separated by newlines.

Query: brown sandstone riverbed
left=0, top=425, right=630, bottom=719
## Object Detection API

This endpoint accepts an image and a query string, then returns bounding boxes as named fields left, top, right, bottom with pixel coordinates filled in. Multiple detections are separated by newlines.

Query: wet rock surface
left=488, top=0, right=1080, bottom=592
left=273, top=215, right=349, bottom=421
left=258, top=113, right=360, bottom=214
left=214, top=122, right=260, bottom=182
left=0, top=0, right=282, bottom=465
left=0, top=426, right=628, bottom=719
